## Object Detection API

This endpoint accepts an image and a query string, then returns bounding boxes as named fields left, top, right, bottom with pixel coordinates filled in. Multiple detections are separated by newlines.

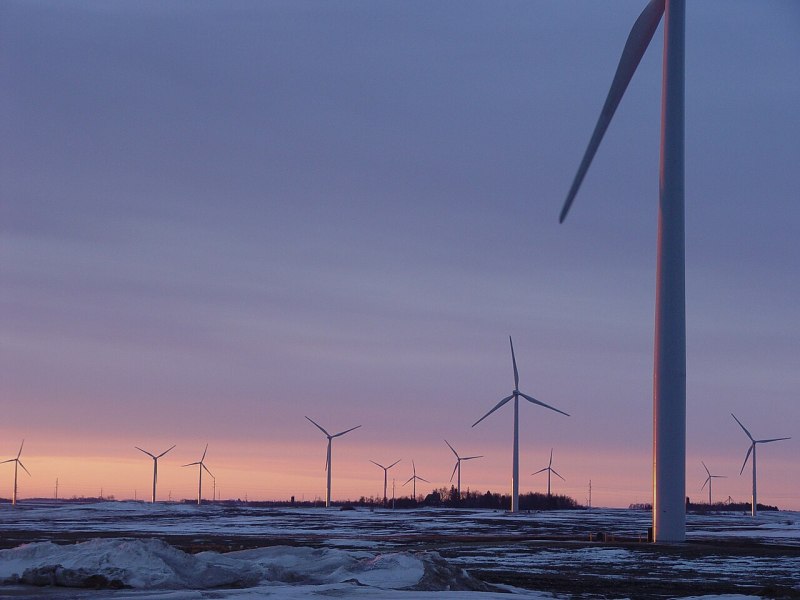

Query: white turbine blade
left=17, top=439, right=24, bottom=459
left=700, top=477, right=709, bottom=491
left=444, top=439, right=459, bottom=459
left=135, top=447, right=156, bottom=459
left=201, top=444, right=208, bottom=461
left=531, top=467, right=548, bottom=476
left=549, top=448, right=553, bottom=467
left=701, top=461, right=710, bottom=477
left=551, top=469, right=566, bottom=482
left=387, top=459, right=401, bottom=470
left=462, top=455, right=483, bottom=461
left=370, top=460, right=385, bottom=470
left=305, top=416, right=330, bottom=437
left=157, top=445, right=176, bottom=459
left=509, top=336, right=519, bottom=390
left=402, top=476, right=413, bottom=486
left=757, top=437, right=791, bottom=444
left=417, top=476, right=430, bottom=484
left=332, top=424, right=361, bottom=438
left=182, top=461, right=201, bottom=467
left=450, top=461, right=459, bottom=483
left=519, top=392, right=570, bottom=417
left=412, top=459, right=416, bottom=475
left=18, top=460, right=31, bottom=477
left=731, top=413, right=755, bottom=442
left=739, top=444, right=754, bottom=476
left=712, top=475, right=727, bottom=479
left=325, top=448, right=329, bottom=472
left=472, top=394, right=514, bottom=427
left=559, top=0, right=666, bottom=223
left=202, top=464, right=214, bottom=478
left=0, top=459, right=14, bottom=464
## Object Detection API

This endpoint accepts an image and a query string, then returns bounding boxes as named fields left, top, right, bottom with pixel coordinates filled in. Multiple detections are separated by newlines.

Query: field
left=1, top=502, right=798, bottom=599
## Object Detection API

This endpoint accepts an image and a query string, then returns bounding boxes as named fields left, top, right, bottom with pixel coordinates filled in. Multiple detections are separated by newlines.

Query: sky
left=1, top=1, right=799, bottom=509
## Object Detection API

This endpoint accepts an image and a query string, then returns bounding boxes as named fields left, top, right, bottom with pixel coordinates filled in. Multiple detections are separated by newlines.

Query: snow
left=0, top=539, right=261, bottom=589
left=0, top=505, right=798, bottom=598
left=0, top=538, right=546, bottom=599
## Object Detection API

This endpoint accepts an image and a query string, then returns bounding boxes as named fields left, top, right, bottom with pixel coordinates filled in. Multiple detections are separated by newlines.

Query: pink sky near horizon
left=4, top=433, right=796, bottom=511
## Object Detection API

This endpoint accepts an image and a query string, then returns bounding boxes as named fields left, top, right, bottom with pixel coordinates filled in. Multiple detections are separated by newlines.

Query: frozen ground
left=0, top=503, right=798, bottom=599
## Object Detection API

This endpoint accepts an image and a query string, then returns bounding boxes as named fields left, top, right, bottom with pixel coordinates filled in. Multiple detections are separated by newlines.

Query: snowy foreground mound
left=0, top=538, right=490, bottom=592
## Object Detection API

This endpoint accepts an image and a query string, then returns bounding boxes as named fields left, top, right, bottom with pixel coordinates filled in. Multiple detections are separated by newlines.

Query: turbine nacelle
left=136, top=445, right=176, bottom=460
left=700, top=461, right=725, bottom=492
left=731, top=413, right=791, bottom=475
left=1, top=440, right=31, bottom=477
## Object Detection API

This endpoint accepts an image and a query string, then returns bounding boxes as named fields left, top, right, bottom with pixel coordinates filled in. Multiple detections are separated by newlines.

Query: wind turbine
left=731, top=414, right=790, bottom=517
left=700, top=461, right=725, bottom=507
left=472, top=337, right=569, bottom=513
left=135, top=445, right=175, bottom=503
left=182, top=444, right=214, bottom=505
left=531, top=448, right=565, bottom=498
left=444, top=440, right=482, bottom=500
left=369, top=459, right=401, bottom=506
left=559, top=0, right=686, bottom=542
left=1, top=440, right=31, bottom=506
left=305, top=416, right=361, bottom=508
left=403, top=460, right=429, bottom=501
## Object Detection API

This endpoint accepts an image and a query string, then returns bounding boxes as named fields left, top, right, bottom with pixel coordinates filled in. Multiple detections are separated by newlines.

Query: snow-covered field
left=0, top=503, right=798, bottom=599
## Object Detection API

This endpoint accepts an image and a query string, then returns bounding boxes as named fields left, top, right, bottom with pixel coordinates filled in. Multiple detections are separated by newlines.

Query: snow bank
left=0, top=538, right=488, bottom=592
left=229, top=545, right=424, bottom=588
left=0, top=538, right=260, bottom=589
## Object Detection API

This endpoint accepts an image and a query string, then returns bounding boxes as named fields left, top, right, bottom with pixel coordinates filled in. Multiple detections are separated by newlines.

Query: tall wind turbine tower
left=531, top=448, right=565, bottom=497
left=182, top=444, right=214, bottom=505
left=559, top=0, right=685, bottom=541
left=700, top=461, right=725, bottom=507
left=472, top=337, right=569, bottom=513
left=135, top=445, right=175, bottom=503
left=731, top=414, right=790, bottom=516
left=444, top=440, right=482, bottom=500
left=370, top=459, right=401, bottom=506
left=403, top=460, right=429, bottom=501
left=1, top=440, right=31, bottom=506
left=306, top=417, right=361, bottom=507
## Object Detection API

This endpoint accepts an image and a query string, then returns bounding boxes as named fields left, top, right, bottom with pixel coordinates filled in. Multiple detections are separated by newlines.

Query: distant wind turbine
left=444, top=440, right=482, bottom=500
left=731, top=414, right=790, bottom=516
left=182, top=444, right=214, bottom=505
left=700, top=461, right=725, bottom=507
left=558, top=0, right=686, bottom=542
left=370, top=459, right=401, bottom=506
left=403, top=460, right=429, bottom=501
left=305, top=416, right=361, bottom=508
left=135, top=445, right=175, bottom=503
left=1, top=440, right=31, bottom=506
left=472, top=337, right=569, bottom=513
left=531, top=448, right=565, bottom=497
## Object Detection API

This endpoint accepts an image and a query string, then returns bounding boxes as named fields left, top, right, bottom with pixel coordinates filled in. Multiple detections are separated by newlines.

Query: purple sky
left=1, top=1, right=798, bottom=507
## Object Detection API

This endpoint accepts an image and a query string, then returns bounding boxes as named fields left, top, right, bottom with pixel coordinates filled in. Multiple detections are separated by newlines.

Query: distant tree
left=423, top=490, right=442, bottom=506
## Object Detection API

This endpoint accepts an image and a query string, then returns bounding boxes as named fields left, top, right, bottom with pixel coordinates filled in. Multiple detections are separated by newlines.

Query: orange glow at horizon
left=3, top=436, right=797, bottom=511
